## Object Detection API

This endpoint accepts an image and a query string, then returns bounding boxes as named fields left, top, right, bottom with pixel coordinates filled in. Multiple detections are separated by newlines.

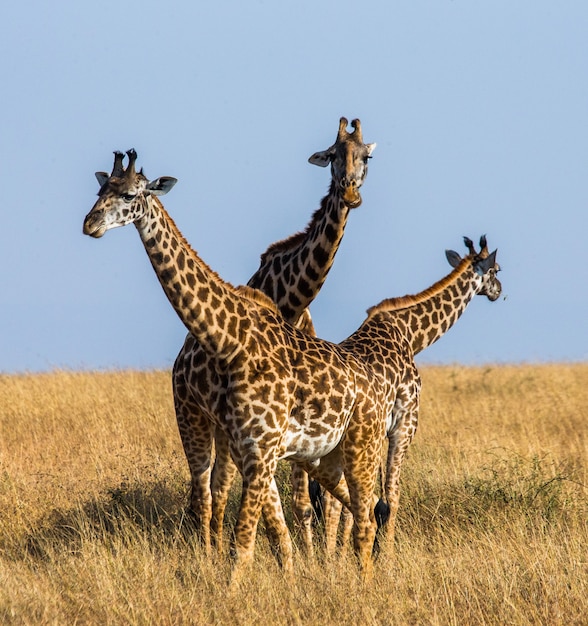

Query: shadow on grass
left=9, top=451, right=585, bottom=563
left=15, top=479, right=201, bottom=562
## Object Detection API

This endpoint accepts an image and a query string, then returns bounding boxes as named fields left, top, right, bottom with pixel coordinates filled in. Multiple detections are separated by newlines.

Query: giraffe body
left=303, top=236, right=502, bottom=551
left=83, top=147, right=386, bottom=581
left=172, top=118, right=375, bottom=556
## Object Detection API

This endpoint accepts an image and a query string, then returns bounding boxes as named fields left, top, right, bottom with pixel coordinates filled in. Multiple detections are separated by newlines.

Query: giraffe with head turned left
left=83, top=147, right=388, bottom=583
left=171, top=118, right=375, bottom=556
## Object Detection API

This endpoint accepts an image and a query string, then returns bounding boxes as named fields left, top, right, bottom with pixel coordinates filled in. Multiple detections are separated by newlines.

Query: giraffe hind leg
left=378, top=395, right=420, bottom=553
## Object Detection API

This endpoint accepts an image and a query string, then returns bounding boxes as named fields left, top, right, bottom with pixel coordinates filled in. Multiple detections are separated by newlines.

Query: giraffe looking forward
left=83, top=148, right=386, bottom=582
left=172, top=118, right=375, bottom=555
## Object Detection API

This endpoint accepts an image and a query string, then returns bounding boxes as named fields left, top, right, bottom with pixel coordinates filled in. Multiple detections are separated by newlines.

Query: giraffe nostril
left=340, top=178, right=357, bottom=189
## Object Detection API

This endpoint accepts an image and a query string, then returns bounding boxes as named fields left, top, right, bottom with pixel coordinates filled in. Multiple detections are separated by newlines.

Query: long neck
left=367, top=259, right=482, bottom=355
left=247, top=180, right=349, bottom=324
left=135, top=196, right=253, bottom=361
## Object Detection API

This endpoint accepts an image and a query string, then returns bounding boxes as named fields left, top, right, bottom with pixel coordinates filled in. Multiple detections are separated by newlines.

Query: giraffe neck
left=135, top=196, right=254, bottom=361
left=366, top=259, right=483, bottom=355
left=247, top=181, right=350, bottom=324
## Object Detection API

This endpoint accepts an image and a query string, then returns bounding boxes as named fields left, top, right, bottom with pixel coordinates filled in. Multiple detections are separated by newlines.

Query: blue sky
left=1, top=1, right=586, bottom=373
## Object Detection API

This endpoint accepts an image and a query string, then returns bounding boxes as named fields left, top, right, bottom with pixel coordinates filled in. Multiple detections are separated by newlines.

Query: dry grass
left=0, top=365, right=586, bottom=625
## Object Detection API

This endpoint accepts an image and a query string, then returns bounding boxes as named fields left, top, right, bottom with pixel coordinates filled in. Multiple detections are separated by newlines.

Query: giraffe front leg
left=173, top=376, right=214, bottom=554
left=290, top=463, right=315, bottom=557
left=342, top=430, right=383, bottom=580
left=334, top=497, right=354, bottom=555
left=322, top=489, right=343, bottom=554
left=228, top=435, right=283, bottom=586
left=230, top=474, right=275, bottom=585
left=309, top=459, right=380, bottom=558
left=321, top=467, right=377, bottom=580
left=346, top=473, right=378, bottom=581
left=261, top=476, right=294, bottom=575
left=322, top=489, right=356, bottom=556
left=210, top=427, right=239, bottom=553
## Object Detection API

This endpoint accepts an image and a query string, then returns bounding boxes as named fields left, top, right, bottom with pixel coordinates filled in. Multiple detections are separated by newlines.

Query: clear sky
left=1, top=1, right=586, bottom=373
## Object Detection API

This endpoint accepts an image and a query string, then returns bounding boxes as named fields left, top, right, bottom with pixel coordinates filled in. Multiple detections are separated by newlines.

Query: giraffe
left=308, top=235, right=502, bottom=552
left=83, top=149, right=387, bottom=583
left=172, top=118, right=375, bottom=556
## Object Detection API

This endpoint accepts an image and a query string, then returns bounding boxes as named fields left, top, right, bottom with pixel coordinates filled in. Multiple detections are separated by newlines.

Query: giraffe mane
left=257, top=183, right=336, bottom=263
left=154, top=198, right=238, bottom=291
left=366, top=255, right=474, bottom=317
left=235, top=285, right=280, bottom=314
left=151, top=187, right=287, bottom=321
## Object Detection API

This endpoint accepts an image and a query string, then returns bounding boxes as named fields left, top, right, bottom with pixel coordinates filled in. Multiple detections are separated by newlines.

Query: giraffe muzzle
left=343, top=185, right=362, bottom=208
left=83, top=213, right=107, bottom=238
left=487, top=278, right=502, bottom=301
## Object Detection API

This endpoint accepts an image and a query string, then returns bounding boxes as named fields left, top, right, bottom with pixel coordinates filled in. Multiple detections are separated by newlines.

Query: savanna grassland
left=0, top=364, right=586, bottom=625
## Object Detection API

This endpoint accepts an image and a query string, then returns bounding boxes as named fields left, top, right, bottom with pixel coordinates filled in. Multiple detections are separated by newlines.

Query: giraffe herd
left=83, top=118, right=502, bottom=583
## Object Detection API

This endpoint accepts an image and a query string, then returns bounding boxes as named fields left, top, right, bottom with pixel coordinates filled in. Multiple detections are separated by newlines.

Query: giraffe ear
left=474, top=249, right=498, bottom=275
left=446, top=249, right=462, bottom=268
left=366, top=143, right=377, bottom=157
left=146, top=176, right=178, bottom=196
left=95, top=172, right=109, bottom=187
left=308, top=146, right=335, bottom=167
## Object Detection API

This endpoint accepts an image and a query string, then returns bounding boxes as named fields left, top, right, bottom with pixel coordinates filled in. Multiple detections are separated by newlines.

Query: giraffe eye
left=122, top=193, right=136, bottom=202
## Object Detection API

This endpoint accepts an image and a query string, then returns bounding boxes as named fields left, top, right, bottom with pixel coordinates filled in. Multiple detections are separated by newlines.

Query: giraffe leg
left=261, top=477, right=294, bottom=575
left=309, top=456, right=382, bottom=558
left=338, top=501, right=354, bottom=555
left=341, top=422, right=384, bottom=580
left=228, top=434, right=284, bottom=586
left=345, top=471, right=378, bottom=580
left=317, top=463, right=377, bottom=580
left=173, top=370, right=214, bottom=554
left=322, top=490, right=343, bottom=554
left=210, top=427, right=238, bottom=553
left=378, top=399, right=419, bottom=553
left=291, top=463, right=314, bottom=557
left=302, top=453, right=355, bottom=555
left=213, top=430, right=293, bottom=567
left=229, top=473, right=276, bottom=585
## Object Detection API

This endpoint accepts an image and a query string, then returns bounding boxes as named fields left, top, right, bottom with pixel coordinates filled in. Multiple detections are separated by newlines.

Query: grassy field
left=0, top=364, right=586, bottom=625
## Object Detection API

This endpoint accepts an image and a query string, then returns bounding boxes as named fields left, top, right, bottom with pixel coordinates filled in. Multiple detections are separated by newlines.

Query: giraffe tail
left=374, top=499, right=390, bottom=528
left=375, top=454, right=390, bottom=528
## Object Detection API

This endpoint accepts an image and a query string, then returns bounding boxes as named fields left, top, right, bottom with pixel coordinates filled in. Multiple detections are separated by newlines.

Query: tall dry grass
left=0, top=365, right=586, bottom=625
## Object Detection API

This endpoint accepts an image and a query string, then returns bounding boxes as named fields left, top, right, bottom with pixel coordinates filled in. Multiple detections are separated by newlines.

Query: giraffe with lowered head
left=83, top=148, right=386, bottom=582
left=172, top=118, right=375, bottom=555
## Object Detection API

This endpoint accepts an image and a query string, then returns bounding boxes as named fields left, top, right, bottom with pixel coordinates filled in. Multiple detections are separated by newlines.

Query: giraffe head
left=446, top=235, right=502, bottom=301
left=308, top=117, right=376, bottom=208
left=83, top=149, right=177, bottom=238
